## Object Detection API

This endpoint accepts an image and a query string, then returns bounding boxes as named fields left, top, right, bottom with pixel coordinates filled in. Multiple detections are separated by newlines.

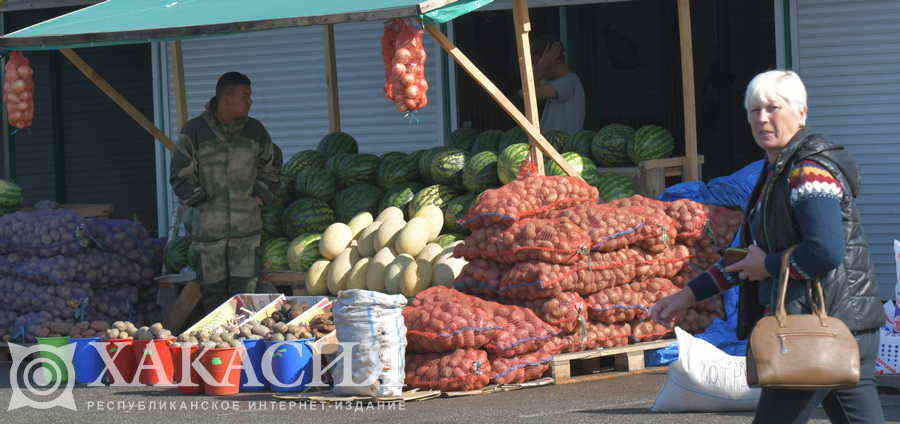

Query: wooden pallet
left=550, top=339, right=674, bottom=385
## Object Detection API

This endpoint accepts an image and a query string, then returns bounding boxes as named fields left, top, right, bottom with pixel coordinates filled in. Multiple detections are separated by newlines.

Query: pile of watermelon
left=449, top=123, right=674, bottom=203
left=262, top=131, right=480, bottom=273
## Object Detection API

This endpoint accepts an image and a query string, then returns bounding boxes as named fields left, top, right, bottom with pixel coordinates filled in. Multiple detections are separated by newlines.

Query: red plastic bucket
left=201, top=347, right=242, bottom=396
left=171, top=344, right=203, bottom=395
left=132, top=338, right=175, bottom=386
left=104, top=339, right=137, bottom=384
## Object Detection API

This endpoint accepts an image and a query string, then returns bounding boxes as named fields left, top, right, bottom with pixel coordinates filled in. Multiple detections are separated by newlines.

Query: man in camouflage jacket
left=170, top=72, right=281, bottom=313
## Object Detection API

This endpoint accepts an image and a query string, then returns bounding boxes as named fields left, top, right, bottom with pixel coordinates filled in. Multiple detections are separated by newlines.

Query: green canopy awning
left=0, top=0, right=493, bottom=51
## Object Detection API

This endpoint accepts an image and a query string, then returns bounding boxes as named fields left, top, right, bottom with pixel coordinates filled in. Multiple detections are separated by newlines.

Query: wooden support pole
left=324, top=24, right=341, bottom=132
left=60, top=49, right=177, bottom=152
left=677, top=0, right=700, bottom=181
left=512, top=0, right=544, bottom=174
left=425, top=24, right=579, bottom=179
left=172, top=41, right=189, bottom=130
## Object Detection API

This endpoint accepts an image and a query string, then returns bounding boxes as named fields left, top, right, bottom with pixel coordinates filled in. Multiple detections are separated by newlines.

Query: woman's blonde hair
left=743, top=70, right=808, bottom=125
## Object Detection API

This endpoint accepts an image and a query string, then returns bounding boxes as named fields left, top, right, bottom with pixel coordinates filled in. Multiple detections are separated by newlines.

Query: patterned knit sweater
left=688, top=160, right=845, bottom=301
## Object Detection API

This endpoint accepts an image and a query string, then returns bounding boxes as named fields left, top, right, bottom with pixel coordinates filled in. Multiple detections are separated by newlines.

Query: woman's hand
left=723, top=244, right=771, bottom=282
left=649, top=289, right=695, bottom=327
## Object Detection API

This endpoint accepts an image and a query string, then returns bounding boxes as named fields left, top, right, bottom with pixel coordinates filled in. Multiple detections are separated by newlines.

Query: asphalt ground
left=2, top=366, right=899, bottom=424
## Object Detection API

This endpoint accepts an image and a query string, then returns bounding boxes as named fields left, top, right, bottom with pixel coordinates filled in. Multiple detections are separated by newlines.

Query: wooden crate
left=178, top=293, right=284, bottom=337
left=550, top=339, right=674, bottom=385
left=603, top=156, right=705, bottom=199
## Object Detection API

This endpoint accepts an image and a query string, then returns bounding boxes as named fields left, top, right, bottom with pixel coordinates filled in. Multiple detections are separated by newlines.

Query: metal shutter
left=797, top=0, right=900, bottom=297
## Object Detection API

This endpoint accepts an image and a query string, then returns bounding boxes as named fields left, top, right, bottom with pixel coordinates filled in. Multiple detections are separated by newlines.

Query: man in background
left=527, top=34, right=586, bottom=134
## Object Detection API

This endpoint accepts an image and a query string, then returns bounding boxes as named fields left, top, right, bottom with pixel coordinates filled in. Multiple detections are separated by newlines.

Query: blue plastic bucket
left=263, top=339, right=313, bottom=392
left=70, top=337, right=104, bottom=384
left=240, top=339, right=269, bottom=391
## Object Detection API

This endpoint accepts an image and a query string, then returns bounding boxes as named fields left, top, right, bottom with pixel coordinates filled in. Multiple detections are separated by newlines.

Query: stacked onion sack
left=401, top=161, right=742, bottom=392
left=0, top=209, right=165, bottom=343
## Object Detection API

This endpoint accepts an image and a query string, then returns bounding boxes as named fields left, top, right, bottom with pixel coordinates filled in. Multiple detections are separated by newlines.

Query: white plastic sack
left=651, top=327, right=760, bottom=412
left=332, top=289, right=407, bottom=397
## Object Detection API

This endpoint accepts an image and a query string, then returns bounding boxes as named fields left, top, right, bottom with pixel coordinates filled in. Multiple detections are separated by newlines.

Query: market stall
left=0, top=0, right=739, bottom=396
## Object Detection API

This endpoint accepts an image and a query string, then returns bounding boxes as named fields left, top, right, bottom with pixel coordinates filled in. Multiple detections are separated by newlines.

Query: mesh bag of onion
left=405, top=348, right=493, bottom=392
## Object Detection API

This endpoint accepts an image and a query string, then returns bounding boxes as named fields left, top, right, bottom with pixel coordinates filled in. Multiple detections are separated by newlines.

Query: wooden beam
left=60, top=49, right=177, bottom=152
left=172, top=41, right=189, bottom=130
left=425, top=24, right=580, bottom=179
left=677, top=0, right=700, bottom=181
left=323, top=24, right=341, bottom=133
left=163, top=281, right=202, bottom=333
left=512, top=0, right=544, bottom=175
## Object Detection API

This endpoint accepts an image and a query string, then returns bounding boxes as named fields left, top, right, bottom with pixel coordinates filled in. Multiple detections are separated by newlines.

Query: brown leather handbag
left=746, top=247, right=860, bottom=389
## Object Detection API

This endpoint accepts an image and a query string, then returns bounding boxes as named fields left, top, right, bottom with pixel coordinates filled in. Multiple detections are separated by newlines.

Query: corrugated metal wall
left=168, top=21, right=444, bottom=161
left=797, top=0, right=900, bottom=298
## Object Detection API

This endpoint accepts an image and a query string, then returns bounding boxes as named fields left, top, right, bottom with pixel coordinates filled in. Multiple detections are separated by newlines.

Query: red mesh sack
left=490, top=343, right=561, bottom=385
left=383, top=18, right=428, bottom=115
left=627, top=278, right=681, bottom=303
left=545, top=203, right=677, bottom=253
left=497, top=248, right=637, bottom=300
left=408, top=285, right=472, bottom=307
left=605, top=194, right=665, bottom=210
left=462, top=175, right=599, bottom=230
left=517, top=292, right=587, bottom=333
left=663, top=199, right=711, bottom=244
left=405, top=349, right=492, bottom=392
left=586, top=285, right=648, bottom=324
left=670, top=265, right=702, bottom=288
left=630, top=319, right=674, bottom=343
left=452, top=259, right=510, bottom=297
left=582, top=322, right=632, bottom=350
left=677, top=307, right=723, bottom=335
left=455, top=218, right=590, bottom=265
left=693, top=294, right=725, bottom=317
left=404, top=290, right=500, bottom=353
left=633, top=244, right=691, bottom=279
left=543, top=333, right=585, bottom=354
left=483, top=300, right=561, bottom=358
left=4, top=51, right=35, bottom=129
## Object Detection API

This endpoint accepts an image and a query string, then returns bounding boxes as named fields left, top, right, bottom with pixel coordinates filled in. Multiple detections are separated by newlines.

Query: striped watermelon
left=380, top=151, right=408, bottom=163
left=542, top=130, right=571, bottom=153
left=336, top=154, right=380, bottom=186
left=418, top=146, right=449, bottom=184
left=570, top=130, right=595, bottom=157
left=500, top=127, right=529, bottom=153
left=262, top=238, right=291, bottom=271
left=275, top=173, right=294, bottom=200
left=595, top=172, right=638, bottom=202
left=449, top=128, right=481, bottom=151
left=283, top=150, right=327, bottom=177
left=498, top=143, right=531, bottom=184
left=333, top=184, right=383, bottom=222
left=262, top=200, right=286, bottom=236
left=409, top=149, right=431, bottom=169
left=325, top=153, right=353, bottom=174
left=0, top=179, right=23, bottom=208
left=317, top=131, right=358, bottom=156
left=470, top=129, right=503, bottom=154
left=546, top=152, right=600, bottom=185
left=376, top=152, right=418, bottom=188
left=592, top=124, right=635, bottom=166
left=294, top=167, right=337, bottom=201
left=379, top=182, right=425, bottom=213
left=164, top=235, right=192, bottom=274
left=462, top=151, right=500, bottom=192
left=287, top=233, right=323, bottom=272
left=629, top=125, right=675, bottom=164
left=283, top=198, right=334, bottom=238
left=430, top=149, right=468, bottom=187
left=434, top=233, right=466, bottom=248
left=442, top=193, right=476, bottom=233
left=408, top=184, right=460, bottom=217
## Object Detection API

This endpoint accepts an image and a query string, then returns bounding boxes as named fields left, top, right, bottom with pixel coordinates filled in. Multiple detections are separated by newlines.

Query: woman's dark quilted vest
left=736, top=129, right=885, bottom=339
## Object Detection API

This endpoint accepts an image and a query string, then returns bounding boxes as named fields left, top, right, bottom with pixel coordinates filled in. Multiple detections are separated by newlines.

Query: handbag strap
left=774, top=246, right=829, bottom=327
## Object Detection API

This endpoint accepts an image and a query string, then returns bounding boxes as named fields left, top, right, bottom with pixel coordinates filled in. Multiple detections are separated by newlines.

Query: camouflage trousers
left=192, top=234, right=260, bottom=314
